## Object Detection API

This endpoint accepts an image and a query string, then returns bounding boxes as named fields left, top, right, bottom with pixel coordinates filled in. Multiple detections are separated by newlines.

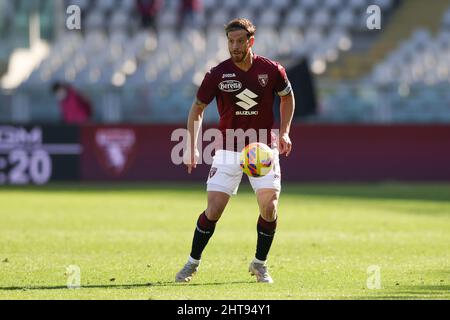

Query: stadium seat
left=329, top=29, right=352, bottom=51
left=129, top=30, right=158, bottom=58
left=222, top=0, right=241, bottom=11
left=209, top=11, right=231, bottom=28
left=159, top=10, right=178, bottom=29
left=96, top=0, right=117, bottom=13
left=436, top=30, right=450, bottom=49
left=278, top=26, right=303, bottom=57
left=205, top=27, right=227, bottom=56
left=235, top=9, right=255, bottom=25
left=246, top=0, right=267, bottom=11
left=180, top=29, right=206, bottom=56
left=254, top=27, right=278, bottom=57
left=0, top=0, right=14, bottom=36
left=348, top=0, right=367, bottom=12
left=66, top=0, right=90, bottom=11
left=303, top=28, right=323, bottom=49
left=410, top=29, right=433, bottom=51
left=18, top=0, right=39, bottom=13
left=299, top=0, right=319, bottom=13
left=107, top=31, right=128, bottom=59
left=267, top=0, right=292, bottom=11
left=164, top=0, right=180, bottom=12
left=311, top=9, right=332, bottom=30
left=284, top=8, right=308, bottom=29
left=85, top=10, right=106, bottom=32
left=203, top=0, right=220, bottom=12
left=323, top=0, right=344, bottom=13
left=442, top=8, right=450, bottom=30
left=119, top=0, right=136, bottom=13
left=110, top=11, right=131, bottom=33
left=336, top=10, right=356, bottom=30
left=373, top=0, right=393, bottom=11
left=257, top=10, right=281, bottom=28
left=84, top=31, right=108, bottom=55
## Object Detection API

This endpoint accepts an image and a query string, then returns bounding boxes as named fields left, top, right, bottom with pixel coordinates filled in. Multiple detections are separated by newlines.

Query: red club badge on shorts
left=209, top=167, right=218, bottom=179
left=258, top=74, right=269, bottom=87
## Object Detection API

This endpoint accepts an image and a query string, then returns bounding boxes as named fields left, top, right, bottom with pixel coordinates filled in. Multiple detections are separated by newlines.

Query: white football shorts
left=206, top=149, right=281, bottom=196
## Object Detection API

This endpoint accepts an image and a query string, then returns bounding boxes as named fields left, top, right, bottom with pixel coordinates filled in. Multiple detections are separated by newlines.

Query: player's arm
left=279, top=91, right=295, bottom=157
left=185, top=98, right=208, bottom=174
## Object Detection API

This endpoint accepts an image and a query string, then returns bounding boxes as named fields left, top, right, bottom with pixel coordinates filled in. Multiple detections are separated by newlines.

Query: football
left=240, top=142, right=274, bottom=177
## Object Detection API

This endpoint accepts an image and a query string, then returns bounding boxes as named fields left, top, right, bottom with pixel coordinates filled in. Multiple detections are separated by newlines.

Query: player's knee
left=261, top=199, right=278, bottom=221
left=205, top=204, right=225, bottom=221
left=206, top=198, right=227, bottom=221
left=206, top=192, right=230, bottom=220
left=258, top=190, right=279, bottom=221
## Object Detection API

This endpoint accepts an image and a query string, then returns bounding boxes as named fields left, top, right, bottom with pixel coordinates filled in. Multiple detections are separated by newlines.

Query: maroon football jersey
left=197, top=54, right=292, bottom=151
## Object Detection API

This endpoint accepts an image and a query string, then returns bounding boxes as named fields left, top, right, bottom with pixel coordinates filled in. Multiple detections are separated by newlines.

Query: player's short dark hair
left=225, top=18, right=256, bottom=38
left=51, top=81, right=64, bottom=93
left=51, top=81, right=70, bottom=93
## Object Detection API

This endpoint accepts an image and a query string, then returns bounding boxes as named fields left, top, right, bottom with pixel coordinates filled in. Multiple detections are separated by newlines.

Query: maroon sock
left=190, top=212, right=217, bottom=260
left=256, top=216, right=277, bottom=261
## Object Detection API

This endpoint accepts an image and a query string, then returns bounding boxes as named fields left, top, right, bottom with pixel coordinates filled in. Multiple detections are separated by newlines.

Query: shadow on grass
left=2, top=182, right=450, bottom=203
left=0, top=182, right=203, bottom=194
left=359, top=296, right=436, bottom=300
left=359, top=285, right=450, bottom=300
left=0, top=281, right=255, bottom=291
left=280, top=184, right=450, bottom=203
left=397, top=285, right=450, bottom=296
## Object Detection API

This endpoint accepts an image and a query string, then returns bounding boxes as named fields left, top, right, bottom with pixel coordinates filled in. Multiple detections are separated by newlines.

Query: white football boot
left=249, top=260, right=274, bottom=284
left=175, top=259, right=199, bottom=283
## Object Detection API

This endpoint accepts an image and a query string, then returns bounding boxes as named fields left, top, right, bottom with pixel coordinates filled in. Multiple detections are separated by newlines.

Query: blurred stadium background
left=0, top=0, right=450, bottom=184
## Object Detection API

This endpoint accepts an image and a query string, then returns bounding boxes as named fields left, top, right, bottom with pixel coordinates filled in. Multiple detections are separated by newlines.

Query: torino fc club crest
left=94, top=129, right=137, bottom=177
left=209, top=167, right=218, bottom=179
left=258, top=74, right=269, bottom=87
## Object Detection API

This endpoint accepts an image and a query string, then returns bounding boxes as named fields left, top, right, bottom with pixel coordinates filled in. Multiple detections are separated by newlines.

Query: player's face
left=227, top=30, right=254, bottom=63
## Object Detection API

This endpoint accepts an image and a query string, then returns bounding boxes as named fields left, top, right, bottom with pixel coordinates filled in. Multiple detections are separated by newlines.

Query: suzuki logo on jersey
left=235, top=89, right=259, bottom=116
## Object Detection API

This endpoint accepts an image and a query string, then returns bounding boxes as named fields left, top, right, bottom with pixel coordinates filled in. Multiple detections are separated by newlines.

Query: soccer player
left=176, top=18, right=295, bottom=283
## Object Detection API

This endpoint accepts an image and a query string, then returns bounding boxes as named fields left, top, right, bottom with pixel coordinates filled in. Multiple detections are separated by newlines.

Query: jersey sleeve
left=196, top=69, right=218, bottom=105
left=274, top=63, right=293, bottom=97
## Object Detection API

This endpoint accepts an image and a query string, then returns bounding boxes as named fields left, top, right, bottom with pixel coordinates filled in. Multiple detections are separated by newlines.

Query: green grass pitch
left=0, top=183, right=449, bottom=300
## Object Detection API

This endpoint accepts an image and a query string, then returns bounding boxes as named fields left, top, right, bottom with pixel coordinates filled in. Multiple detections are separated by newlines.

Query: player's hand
left=279, top=133, right=292, bottom=157
left=183, top=148, right=200, bottom=174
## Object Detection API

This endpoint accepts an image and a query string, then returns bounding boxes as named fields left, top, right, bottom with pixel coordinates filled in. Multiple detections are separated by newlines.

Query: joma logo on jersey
left=219, top=80, right=242, bottom=92
left=222, top=73, right=236, bottom=79
left=235, top=89, right=259, bottom=116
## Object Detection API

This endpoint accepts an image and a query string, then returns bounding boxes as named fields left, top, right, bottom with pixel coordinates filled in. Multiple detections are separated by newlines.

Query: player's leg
left=175, top=191, right=230, bottom=283
left=256, top=188, right=279, bottom=258
left=248, top=189, right=279, bottom=283
left=190, top=191, right=230, bottom=261
left=195, top=156, right=242, bottom=259
left=248, top=150, right=281, bottom=283
left=176, top=150, right=242, bottom=283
